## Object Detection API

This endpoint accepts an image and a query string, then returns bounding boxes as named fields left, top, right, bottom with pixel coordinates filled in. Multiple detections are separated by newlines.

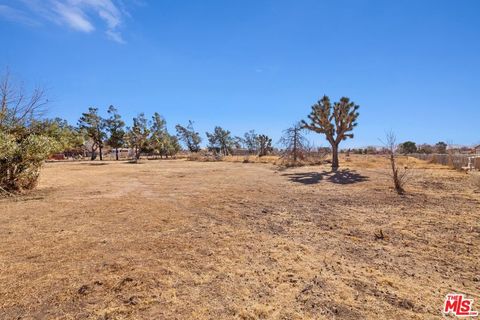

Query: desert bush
left=0, top=70, right=58, bottom=193
left=0, top=131, right=58, bottom=192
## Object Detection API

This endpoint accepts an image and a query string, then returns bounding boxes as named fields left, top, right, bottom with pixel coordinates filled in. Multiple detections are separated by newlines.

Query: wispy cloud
left=0, top=4, right=41, bottom=26
left=1, top=0, right=132, bottom=43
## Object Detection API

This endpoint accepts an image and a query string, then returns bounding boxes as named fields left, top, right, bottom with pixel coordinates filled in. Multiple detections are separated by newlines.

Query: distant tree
left=105, top=105, right=125, bottom=160
left=78, top=107, right=106, bottom=160
left=279, top=123, right=308, bottom=163
left=435, top=141, right=447, bottom=154
left=126, top=113, right=150, bottom=161
left=233, top=136, right=245, bottom=149
left=257, top=134, right=273, bottom=157
left=150, top=113, right=181, bottom=158
left=206, top=126, right=234, bottom=156
left=417, top=143, right=433, bottom=154
left=175, top=120, right=201, bottom=152
left=398, top=141, right=417, bottom=154
left=243, top=130, right=259, bottom=154
left=150, top=112, right=167, bottom=157
left=302, top=96, right=359, bottom=170
left=365, top=146, right=378, bottom=155
left=31, top=117, right=84, bottom=153
left=166, top=135, right=181, bottom=157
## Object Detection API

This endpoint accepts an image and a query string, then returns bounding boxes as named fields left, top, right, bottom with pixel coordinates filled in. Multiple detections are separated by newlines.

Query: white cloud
left=0, top=4, right=41, bottom=26
left=2, top=0, right=130, bottom=43
left=52, top=1, right=95, bottom=32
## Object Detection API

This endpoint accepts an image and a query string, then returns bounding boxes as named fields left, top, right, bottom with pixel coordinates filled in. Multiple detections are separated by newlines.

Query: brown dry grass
left=0, top=156, right=479, bottom=319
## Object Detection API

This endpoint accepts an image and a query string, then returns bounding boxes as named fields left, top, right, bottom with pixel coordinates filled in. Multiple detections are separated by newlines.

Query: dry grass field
left=0, top=156, right=479, bottom=319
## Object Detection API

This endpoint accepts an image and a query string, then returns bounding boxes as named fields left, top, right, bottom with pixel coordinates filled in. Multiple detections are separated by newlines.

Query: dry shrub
left=187, top=152, right=222, bottom=162
left=382, top=132, right=411, bottom=195
left=471, top=173, right=480, bottom=192
left=223, top=155, right=279, bottom=164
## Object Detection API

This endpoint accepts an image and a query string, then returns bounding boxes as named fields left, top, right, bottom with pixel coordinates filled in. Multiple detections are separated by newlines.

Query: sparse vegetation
left=1, top=156, right=478, bottom=319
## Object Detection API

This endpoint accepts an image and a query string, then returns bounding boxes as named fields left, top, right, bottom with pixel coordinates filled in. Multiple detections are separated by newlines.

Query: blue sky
left=1, top=0, right=479, bottom=148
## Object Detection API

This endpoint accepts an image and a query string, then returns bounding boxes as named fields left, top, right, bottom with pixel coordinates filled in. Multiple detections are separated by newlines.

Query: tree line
left=75, top=107, right=277, bottom=161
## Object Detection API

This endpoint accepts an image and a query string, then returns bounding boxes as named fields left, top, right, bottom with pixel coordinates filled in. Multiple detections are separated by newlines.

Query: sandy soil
left=0, top=157, right=479, bottom=319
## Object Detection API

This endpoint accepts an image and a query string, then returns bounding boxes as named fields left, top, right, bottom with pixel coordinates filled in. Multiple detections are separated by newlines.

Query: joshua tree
left=243, top=130, right=259, bottom=154
left=175, top=120, right=201, bottom=152
left=257, top=134, right=272, bottom=157
left=302, top=96, right=359, bottom=170
left=78, top=107, right=106, bottom=160
left=105, top=105, right=125, bottom=160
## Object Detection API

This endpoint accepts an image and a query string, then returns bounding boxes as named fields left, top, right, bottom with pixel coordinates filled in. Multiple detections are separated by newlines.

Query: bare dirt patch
left=0, top=158, right=478, bottom=319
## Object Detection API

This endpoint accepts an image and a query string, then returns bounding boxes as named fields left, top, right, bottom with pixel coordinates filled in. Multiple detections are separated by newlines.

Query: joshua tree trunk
left=115, top=148, right=119, bottom=161
left=331, top=143, right=339, bottom=171
left=99, top=146, right=103, bottom=161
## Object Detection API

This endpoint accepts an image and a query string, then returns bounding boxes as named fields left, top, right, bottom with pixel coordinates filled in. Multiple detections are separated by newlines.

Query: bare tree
left=382, top=131, right=410, bottom=194
left=0, top=69, right=48, bottom=131
left=302, top=96, right=359, bottom=170
left=279, top=123, right=308, bottom=164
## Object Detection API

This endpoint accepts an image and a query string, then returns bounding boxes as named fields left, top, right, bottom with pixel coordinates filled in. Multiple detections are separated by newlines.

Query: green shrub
left=0, top=131, right=58, bottom=192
